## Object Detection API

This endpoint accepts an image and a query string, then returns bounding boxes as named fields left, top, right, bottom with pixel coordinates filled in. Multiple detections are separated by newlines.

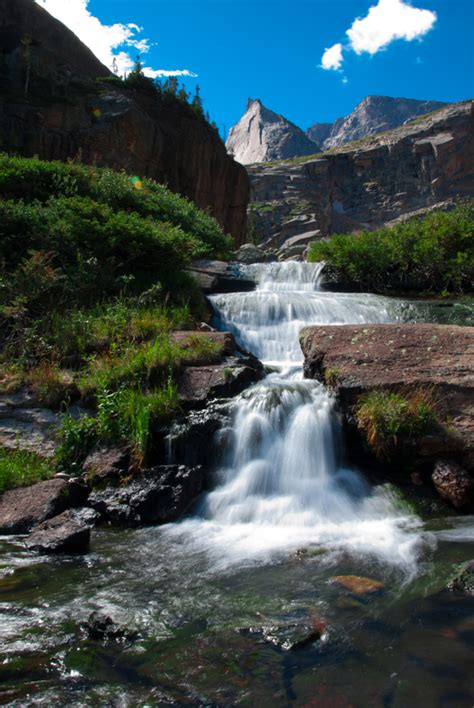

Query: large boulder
left=0, top=477, right=87, bottom=534
left=300, top=324, right=474, bottom=477
left=88, top=465, right=203, bottom=527
left=25, top=509, right=90, bottom=554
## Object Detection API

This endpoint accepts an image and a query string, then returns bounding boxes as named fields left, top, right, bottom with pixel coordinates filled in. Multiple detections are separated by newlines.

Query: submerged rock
left=432, top=460, right=473, bottom=509
left=240, top=609, right=327, bottom=651
left=330, top=575, right=384, bottom=595
left=83, top=611, right=139, bottom=643
left=25, top=509, right=90, bottom=554
left=88, top=464, right=203, bottom=527
left=447, top=560, right=474, bottom=595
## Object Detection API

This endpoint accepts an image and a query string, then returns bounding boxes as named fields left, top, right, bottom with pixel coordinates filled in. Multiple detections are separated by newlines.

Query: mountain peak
left=226, top=101, right=318, bottom=165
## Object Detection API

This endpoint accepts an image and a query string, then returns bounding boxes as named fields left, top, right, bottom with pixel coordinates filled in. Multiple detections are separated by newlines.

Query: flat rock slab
left=25, top=509, right=90, bottom=554
left=300, top=324, right=474, bottom=468
left=0, top=478, right=69, bottom=534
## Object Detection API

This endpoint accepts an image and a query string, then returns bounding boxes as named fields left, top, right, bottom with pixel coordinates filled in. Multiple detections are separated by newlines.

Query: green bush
left=0, top=448, right=52, bottom=492
left=355, top=389, right=438, bottom=460
left=308, top=202, right=474, bottom=294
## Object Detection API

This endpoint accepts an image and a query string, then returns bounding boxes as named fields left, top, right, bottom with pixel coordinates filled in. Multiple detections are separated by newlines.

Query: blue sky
left=37, top=0, right=474, bottom=136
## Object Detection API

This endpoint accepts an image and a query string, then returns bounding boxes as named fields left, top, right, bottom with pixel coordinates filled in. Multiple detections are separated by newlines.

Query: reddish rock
left=25, top=509, right=90, bottom=554
left=432, top=460, right=473, bottom=509
left=0, top=478, right=70, bottom=534
left=300, top=324, right=474, bottom=472
left=330, top=575, right=384, bottom=595
left=83, top=447, right=130, bottom=485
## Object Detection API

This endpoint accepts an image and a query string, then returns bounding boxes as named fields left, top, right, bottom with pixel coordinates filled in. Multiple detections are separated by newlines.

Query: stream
left=1, top=262, right=473, bottom=706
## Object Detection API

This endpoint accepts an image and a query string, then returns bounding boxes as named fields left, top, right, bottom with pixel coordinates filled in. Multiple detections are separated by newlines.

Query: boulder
left=233, top=244, right=267, bottom=264
left=300, top=324, right=474, bottom=474
left=240, top=609, right=327, bottom=651
left=330, top=575, right=384, bottom=595
left=188, top=259, right=256, bottom=294
left=432, top=460, right=473, bottom=509
left=88, top=465, right=203, bottom=527
left=83, top=611, right=139, bottom=643
left=25, top=509, right=90, bottom=554
left=0, top=478, right=70, bottom=534
left=177, top=356, right=264, bottom=409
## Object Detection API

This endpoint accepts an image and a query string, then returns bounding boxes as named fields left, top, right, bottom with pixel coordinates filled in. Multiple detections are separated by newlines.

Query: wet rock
left=167, top=399, right=232, bottom=470
left=177, top=355, right=264, bottom=409
left=83, top=611, right=139, bottom=643
left=73, top=506, right=100, bottom=527
left=25, top=510, right=90, bottom=554
left=83, top=446, right=130, bottom=486
left=330, top=575, right=384, bottom=595
left=0, top=478, right=71, bottom=534
left=432, top=460, right=474, bottom=509
left=447, top=560, right=474, bottom=595
left=240, top=609, right=327, bottom=651
left=88, top=465, right=203, bottom=527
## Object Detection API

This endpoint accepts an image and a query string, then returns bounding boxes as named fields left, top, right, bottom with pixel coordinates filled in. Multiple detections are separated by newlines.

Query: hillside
left=0, top=0, right=249, bottom=245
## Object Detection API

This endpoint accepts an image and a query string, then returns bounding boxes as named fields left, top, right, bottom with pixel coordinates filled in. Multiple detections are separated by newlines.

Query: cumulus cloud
left=144, top=69, right=198, bottom=79
left=320, top=0, right=437, bottom=71
left=35, top=0, right=197, bottom=78
left=321, top=43, right=344, bottom=70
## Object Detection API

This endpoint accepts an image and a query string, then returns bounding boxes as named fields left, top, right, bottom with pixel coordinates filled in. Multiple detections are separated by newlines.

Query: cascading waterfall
left=167, top=262, right=423, bottom=569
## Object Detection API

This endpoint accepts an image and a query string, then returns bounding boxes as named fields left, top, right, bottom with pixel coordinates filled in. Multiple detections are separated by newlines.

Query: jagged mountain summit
left=308, top=95, right=448, bottom=150
left=225, top=99, right=318, bottom=165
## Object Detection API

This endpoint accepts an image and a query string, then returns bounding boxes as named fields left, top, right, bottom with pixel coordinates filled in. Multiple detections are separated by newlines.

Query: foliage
left=0, top=447, right=52, bottom=492
left=355, top=389, right=438, bottom=460
left=308, top=202, right=474, bottom=294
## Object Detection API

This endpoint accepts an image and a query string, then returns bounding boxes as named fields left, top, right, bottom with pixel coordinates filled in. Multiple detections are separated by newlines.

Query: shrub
left=308, top=201, right=474, bottom=294
left=355, top=389, right=438, bottom=460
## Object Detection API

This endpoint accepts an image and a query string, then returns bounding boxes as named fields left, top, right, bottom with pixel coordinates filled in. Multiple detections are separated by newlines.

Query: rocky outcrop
left=25, top=509, right=90, bottom=554
left=300, top=324, right=474, bottom=483
left=0, top=0, right=249, bottom=245
left=308, top=95, right=447, bottom=151
left=188, top=259, right=256, bottom=293
left=432, top=460, right=473, bottom=509
left=249, top=100, right=474, bottom=252
left=226, top=99, right=318, bottom=165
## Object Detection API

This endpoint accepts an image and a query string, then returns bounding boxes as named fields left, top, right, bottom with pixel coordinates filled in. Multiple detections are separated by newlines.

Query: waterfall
left=166, top=262, right=422, bottom=569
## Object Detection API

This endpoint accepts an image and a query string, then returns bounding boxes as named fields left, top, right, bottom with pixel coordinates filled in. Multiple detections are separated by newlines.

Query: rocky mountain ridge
left=227, top=95, right=449, bottom=166
left=225, top=99, right=318, bottom=165
left=248, top=100, right=474, bottom=257
left=0, top=0, right=249, bottom=245
left=308, top=95, right=447, bottom=151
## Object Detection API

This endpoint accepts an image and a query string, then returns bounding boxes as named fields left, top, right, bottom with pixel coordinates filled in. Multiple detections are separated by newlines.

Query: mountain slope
left=226, top=99, right=318, bottom=165
left=0, top=0, right=249, bottom=245
left=308, top=95, right=448, bottom=151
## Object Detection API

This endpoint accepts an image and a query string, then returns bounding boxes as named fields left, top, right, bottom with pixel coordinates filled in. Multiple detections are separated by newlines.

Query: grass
left=308, top=201, right=474, bottom=294
left=0, top=448, right=53, bottom=492
left=355, top=389, right=438, bottom=461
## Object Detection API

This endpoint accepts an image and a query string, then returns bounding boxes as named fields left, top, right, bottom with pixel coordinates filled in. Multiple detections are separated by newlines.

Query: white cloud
left=144, top=69, right=198, bottom=79
left=35, top=0, right=197, bottom=78
left=321, top=43, right=344, bottom=70
left=347, top=0, right=437, bottom=55
left=320, top=0, right=436, bottom=71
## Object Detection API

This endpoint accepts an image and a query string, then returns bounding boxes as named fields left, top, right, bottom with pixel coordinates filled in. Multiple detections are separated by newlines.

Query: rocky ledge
left=300, top=324, right=474, bottom=507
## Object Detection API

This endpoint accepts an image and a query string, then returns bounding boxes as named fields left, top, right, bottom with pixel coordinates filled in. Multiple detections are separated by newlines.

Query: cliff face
left=0, top=0, right=249, bottom=245
left=225, top=99, right=318, bottom=165
left=308, top=95, right=447, bottom=151
left=248, top=100, right=474, bottom=255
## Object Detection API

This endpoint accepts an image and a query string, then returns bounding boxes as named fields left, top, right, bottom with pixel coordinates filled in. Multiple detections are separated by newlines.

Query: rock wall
left=0, top=0, right=249, bottom=245
left=248, top=100, right=474, bottom=255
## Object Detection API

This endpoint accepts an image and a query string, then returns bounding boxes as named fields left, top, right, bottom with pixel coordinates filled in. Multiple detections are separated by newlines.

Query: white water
left=167, top=262, right=423, bottom=569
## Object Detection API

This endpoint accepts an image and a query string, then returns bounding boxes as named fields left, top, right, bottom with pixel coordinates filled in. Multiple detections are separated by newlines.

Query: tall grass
left=0, top=448, right=52, bottom=492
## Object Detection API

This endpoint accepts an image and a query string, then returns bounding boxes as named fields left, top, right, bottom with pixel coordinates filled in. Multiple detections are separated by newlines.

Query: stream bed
left=1, top=263, right=473, bottom=706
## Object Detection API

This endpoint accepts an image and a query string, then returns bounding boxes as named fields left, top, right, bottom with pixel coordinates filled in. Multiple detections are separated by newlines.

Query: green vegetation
left=308, top=202, right=474, bottom=294
left=355, top=389, right=438, bottom=461
left=0, top=448, right=52, bottom=492
left=0, top=155, right=230, bottom=479
left=323, top=367, right=340, bottom=388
